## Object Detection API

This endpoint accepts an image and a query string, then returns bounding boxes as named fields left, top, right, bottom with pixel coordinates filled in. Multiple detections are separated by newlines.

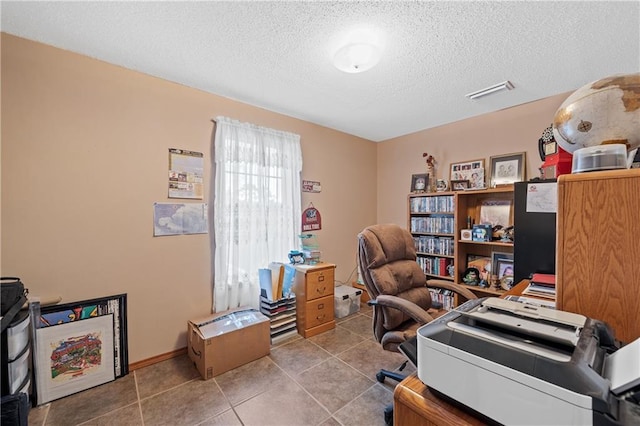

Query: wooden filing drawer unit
left=294, top=263, right=336, bottom=338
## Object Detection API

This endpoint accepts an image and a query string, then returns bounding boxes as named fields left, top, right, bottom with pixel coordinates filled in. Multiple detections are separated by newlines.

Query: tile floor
left=28, top=303, right=415, bottom=426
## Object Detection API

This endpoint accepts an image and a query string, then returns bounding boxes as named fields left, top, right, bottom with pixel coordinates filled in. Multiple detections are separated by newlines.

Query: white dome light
left=333, top=42, right=381, bottom=73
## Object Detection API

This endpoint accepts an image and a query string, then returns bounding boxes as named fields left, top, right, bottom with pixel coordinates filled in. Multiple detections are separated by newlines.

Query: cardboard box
left=187, top=308, right=270, bottom=380
left=334, top=285, right=362, bottom=318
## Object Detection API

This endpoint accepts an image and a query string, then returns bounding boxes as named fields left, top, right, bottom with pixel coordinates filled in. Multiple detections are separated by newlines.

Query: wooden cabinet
left=408, top=193, right=456, bottom=281
left=293, top=263, right=336, bottom=338
left=556, top=169, right=640, bottom=344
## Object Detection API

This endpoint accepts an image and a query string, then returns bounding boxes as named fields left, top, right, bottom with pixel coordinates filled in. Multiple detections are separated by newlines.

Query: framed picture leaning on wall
left=490, top=152, right=526, bottom=187
left=35, top=315, right=115, bottom=405
left=449, top=159, right=485, bottom=189
left=410, top=173, right=429, bottom=193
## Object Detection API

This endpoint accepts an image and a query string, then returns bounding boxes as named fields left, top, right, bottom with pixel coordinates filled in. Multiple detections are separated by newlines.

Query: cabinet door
left=557, top=169, right=640, bottom=343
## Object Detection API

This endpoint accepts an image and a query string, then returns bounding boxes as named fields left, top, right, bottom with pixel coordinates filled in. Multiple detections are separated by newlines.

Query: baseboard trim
left=129, top=347, right=187, bottom=371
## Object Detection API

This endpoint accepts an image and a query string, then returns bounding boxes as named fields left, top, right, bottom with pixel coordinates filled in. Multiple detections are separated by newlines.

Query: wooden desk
left=394, top=374, right=485, bottom=426
left=503, top=279, right=529, bottom=297
left=394, top=281, right=530, bottom=425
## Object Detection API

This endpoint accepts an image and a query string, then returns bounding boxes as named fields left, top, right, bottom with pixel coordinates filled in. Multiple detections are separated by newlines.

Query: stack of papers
left=522, top=283, right=556, bottom=300
left=522, top=273, right=556, bottom=301
left=259, top=263, right=296, bottom=301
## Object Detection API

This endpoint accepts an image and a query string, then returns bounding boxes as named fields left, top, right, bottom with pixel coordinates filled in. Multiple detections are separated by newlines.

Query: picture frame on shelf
left=489, top=152, right=526, bottom=187
left=491, top=251, right=514, bottom=280
left=449, top=159, right=485, bottom=189
left=450, top=179, right=470, bottom=191
left=479, top=199, right=513, bottom=229
left=410, top=173, right=429, bottom=193
left=497, top=260, right=514, bottom=279
left=467, top=255, right=492, bottom=284
left=497, top=259, right=515, bottom=290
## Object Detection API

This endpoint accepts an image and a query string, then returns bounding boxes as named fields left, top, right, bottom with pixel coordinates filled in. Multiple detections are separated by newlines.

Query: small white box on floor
left=334, top=285, right=362, bottom=318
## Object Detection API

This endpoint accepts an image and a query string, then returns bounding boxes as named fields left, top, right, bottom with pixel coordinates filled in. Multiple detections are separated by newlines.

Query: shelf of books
left=427, top=287, right=455, bottom=311
left=408, top=192, right=456, bottom=282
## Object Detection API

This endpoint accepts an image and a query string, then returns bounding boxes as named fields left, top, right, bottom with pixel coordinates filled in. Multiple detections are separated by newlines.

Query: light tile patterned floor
left=28, top=303, right=415, bottom=426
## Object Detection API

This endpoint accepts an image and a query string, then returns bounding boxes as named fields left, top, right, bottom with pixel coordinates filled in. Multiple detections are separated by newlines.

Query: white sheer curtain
left=212, top=117, right=303, bottom=312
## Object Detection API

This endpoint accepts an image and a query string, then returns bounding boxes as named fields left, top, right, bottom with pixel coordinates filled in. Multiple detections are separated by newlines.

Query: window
left=212, top=117, right=302, bottom=312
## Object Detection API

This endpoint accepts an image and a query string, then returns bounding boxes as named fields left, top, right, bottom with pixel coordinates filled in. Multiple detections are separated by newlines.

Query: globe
left=552, top=73, right=640, bottom=154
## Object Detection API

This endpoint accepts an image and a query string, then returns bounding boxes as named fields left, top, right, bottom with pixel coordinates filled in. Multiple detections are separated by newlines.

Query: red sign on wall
left=302, top=204, right=322, bottom=231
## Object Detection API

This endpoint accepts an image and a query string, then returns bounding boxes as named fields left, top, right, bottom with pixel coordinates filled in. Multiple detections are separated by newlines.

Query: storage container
left=334, top=285, right=362, bottom=318
left=6, top=310, right=30, bottom=361
left=187, top=308, right=270, bottom=380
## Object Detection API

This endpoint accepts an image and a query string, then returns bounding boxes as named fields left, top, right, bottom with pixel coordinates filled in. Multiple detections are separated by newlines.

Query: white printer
left=416, top=298, right=640, bottom=426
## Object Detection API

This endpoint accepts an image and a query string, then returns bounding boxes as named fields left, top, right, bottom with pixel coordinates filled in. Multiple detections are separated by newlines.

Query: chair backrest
left=357, top=224, right=432, bottom=343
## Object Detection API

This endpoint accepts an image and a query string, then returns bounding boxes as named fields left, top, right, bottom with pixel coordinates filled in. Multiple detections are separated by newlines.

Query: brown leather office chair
left=357, top=223, right=477, bottom=385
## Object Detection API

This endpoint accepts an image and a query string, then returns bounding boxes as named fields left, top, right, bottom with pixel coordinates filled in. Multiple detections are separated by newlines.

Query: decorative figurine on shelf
left=489, top=274, right=500, bottom=291
left=500, top=226, right=514, bottom=243
left=446, top=263, right=455, bottom=278
left=422, top=152, right=436, bottom=192
left=462, top=267, right=480, bottom=286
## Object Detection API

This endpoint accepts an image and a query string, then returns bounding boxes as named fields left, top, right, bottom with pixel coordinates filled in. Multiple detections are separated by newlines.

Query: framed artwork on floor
left=35, top=314, right=115, bottom=405
left=38, top=294, right=128, bottom=379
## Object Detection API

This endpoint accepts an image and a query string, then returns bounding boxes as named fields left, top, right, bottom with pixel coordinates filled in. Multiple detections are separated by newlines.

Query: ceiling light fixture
left=333, top=42, right=381, bottom=73
left=465, top=81, right=514, bottom=100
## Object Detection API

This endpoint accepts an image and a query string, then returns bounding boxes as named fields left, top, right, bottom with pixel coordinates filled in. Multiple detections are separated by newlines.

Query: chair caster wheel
left=384, top=404, right=394, bottom=425
left=376, top=372, right=385, bottom=383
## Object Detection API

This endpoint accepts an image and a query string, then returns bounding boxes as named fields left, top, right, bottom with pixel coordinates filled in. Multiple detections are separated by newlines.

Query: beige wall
left=376, top=93, right=571, bottom=226
left=1, top=32, right=573, bottom=364
left=1, top=34, right=376, bottom=363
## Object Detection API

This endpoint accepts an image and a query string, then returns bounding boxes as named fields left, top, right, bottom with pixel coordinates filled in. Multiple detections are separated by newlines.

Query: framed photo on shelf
left=467, top=255, right=492, bottom=280
left=497, top=260, right=515, bottom=290
left=451, top=180, right=470, bottom=191
left=489, top=152, right=526, bottom=187
left=491, top=251, right=513, bottom=279
left=449, top=159, right=485, bottom=189
left=479, top=199, right=512, bottom=228
left=410, top=173, right=429, bottom=193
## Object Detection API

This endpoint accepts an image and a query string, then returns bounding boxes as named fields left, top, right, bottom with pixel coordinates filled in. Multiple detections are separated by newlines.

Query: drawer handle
left=316, top=286, right=326, bottom=294
left=316, top=314, right=325, bottom=321
left=318, top=275, right=325, bottom=282
left=318, top=303, right=324, bottom=309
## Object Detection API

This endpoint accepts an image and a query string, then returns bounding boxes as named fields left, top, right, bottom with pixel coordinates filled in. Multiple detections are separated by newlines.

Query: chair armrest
left=374, top=295, right=435, bottom=324
left=427, top=279, right=478, bottom=300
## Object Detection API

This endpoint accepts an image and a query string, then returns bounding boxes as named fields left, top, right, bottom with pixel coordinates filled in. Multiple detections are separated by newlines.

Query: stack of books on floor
left=509, top=273, right=556, bottom=309
left=258, top=262, right=298, bottom=343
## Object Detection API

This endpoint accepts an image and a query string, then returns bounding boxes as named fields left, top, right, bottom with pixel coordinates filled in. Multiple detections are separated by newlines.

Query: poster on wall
left=168, top=148, right=204, bottom=199
left=302, top=203, right=322, bottom=231
left=35, top=315, right=115, bottom=405
left=154, top=202, right=209, bottom=236
left=302, top=180, right=322, bottom=193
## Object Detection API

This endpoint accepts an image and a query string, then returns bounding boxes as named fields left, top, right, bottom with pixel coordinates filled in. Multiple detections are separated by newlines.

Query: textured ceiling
left=2, top=1, right=639, bottom=141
